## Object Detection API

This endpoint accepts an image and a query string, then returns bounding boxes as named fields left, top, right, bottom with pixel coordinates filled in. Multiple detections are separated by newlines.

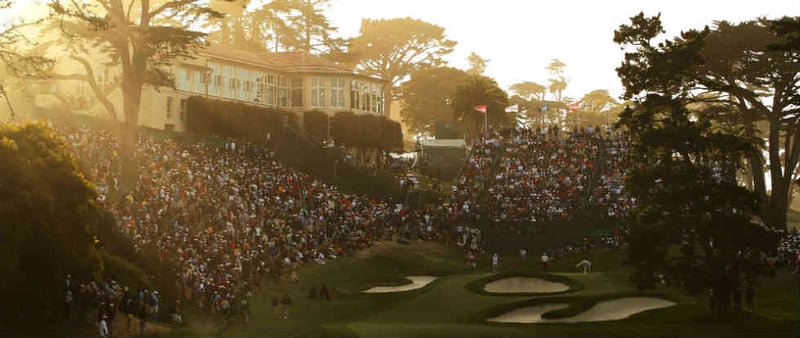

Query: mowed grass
left=173, top=241, right=799, bottom=337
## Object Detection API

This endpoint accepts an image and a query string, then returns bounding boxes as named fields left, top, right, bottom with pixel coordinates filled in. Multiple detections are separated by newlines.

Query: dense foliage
left=452, top=74, right=511, bottom=137
left=186, top=96, right=292, bottom=141
left=329, top=111, right=402, bottom=151
left=616, top=13, right=800, bottom=229
left=400, top=67, right=471, bottom=136
left=303, top=110, right=330, bottom=142
left=48, top=0, right=224, bottom=191
left=0, top=123, right=150, bottom=333
left=614, top=14, right=779, bottom=313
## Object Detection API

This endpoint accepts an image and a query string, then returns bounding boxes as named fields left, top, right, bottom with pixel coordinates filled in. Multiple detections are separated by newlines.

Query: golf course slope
left=196, top=241, right=799, bottom=338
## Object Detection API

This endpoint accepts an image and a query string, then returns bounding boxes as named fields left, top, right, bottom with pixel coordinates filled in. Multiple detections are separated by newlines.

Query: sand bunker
left=484, top=277, right=570, bottom=293
left=362, top=276, right=438, bottom=293
left=487, top=297, right=676, bottom=324
left=487, top=304, right=570, bottom=323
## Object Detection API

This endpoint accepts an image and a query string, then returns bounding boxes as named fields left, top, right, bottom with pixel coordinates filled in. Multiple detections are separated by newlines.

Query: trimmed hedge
left=332, top=111, right=358, bottom=146
left=186, top=98, right=405, bottom=151
left=303, top=110, right=329, bottom=142
left=186, top=96, right=290, bottom=141
left=360, top=114, right=383, bottom=148
left=381, top=118, right=403, bottom=151
left=330, top=111, right=403, bottom=151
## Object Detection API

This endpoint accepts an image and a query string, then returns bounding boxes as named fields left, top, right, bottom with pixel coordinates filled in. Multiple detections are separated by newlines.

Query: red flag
left=474, top=105, right=487, bottom=114
left=569, top=102, right=580, bottom=111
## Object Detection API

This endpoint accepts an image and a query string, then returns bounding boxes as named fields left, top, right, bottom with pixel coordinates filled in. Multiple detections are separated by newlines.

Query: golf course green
left=171, top=240, right=799, bottom=337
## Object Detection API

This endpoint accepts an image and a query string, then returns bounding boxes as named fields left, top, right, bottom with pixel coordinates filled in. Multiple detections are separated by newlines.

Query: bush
left=381, top=119, right=403, bottom=151
left=360, top=114, right=383, bottom=148
left=304, top=110, right=330, bottom=142
left=0, top=123, right=106, bottom=333
left=332, top=111, right=358, bottom=146
left=185, top=96, right=293, bottom=142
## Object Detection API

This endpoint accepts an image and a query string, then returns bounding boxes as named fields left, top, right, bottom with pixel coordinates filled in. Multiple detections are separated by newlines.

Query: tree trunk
left=767, top=113, right=790, bottom=229
left=771, top=184, right=789, bottom=230
left=119, top=78, right=143, bottom=194
left=742, top=109, right=768, bottom=212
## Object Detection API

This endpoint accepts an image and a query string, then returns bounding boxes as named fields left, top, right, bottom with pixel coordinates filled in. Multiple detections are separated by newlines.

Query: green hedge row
left=303, top=110, right=329, bottom=142
left=186, top=96, right=403, bottom=151
left=331, top=111, right=403, bottom=151
left=185, top=96, right=295, bottom=141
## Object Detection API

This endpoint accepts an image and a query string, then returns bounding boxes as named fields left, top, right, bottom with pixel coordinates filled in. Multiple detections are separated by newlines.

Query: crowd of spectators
left=52, top=121, right=798, bottom=335
left=773, top=228, right=800, bottom=273
left=445, top=126, right=635, bottom=231
left=589, top=133, right=636, bottom=219
left=485, top=127, right=602, bottom=223
left=64, top=273, right=162, bottom=337
left=58, top=124, right=441, bottom=326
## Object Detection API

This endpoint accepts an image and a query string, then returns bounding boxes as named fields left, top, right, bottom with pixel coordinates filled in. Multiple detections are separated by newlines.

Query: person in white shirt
left=491, top=254, right=500, bottom=272
left=99, top=314, right=109, bottom=338
left=576, top=259, right=592, bottom=274
left=541, top=252, right=549, bottom=271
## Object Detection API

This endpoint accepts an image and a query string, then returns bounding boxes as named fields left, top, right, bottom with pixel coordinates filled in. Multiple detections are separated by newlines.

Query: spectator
left=308, top=286, right=317, bottom=300
left=271, top=296, right=279, bottom=315
left=172, top=300, right=182, bottom=327
left=576, top=259, right=592, bottom=274
left=241, top=300, right=250, bottom=324
left=65, top=289, right=73, bottom=319
left=99, top=314, right=109, bottom=338
left=541, top=252, right=549, bottom=272
left=319, top=284, right=331, bottom=301
left=280, top=293, right=292, bottom=319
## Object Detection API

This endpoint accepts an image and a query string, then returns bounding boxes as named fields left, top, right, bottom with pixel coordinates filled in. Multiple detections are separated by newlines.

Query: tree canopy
left=400, top=66, right=470, bottom=136
left=615, top=13, right=778, bottom=314
left=0, top=1, right=53, bottom=80
left=615, top=13, right=800, bottom=229
left=546, top=59, right=569, bottom=127
left=284, top=0, right=342, bottom=54
left=48, top=0, right=225, bottom=191
left=349, top=17, right=456, bottom=91
left=509, top=81, right=547, bottom=102
left=576, top=89, right=621, bottom=126
left=466, top=51, right=489, bottom=75
left=451, top=74, right=510, bottom=137
left=0, top=123, right=141, bottom=331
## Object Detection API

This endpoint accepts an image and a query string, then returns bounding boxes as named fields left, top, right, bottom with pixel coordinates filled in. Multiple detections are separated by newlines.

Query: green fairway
left=173, top=240, right=799, bottom=337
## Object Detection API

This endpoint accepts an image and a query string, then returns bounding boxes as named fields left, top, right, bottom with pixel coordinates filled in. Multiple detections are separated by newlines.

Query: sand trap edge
left=362, top=275, right=438, bottom=294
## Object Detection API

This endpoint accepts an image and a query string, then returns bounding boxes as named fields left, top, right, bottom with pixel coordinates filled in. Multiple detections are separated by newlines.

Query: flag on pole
left=474, top=105, right=487, bottom=114
left=569, top=102, right=580, bottom=111
left=504, top=104, right=519, bottom=113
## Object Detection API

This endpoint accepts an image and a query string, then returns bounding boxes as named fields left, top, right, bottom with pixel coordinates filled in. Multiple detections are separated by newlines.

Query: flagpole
left=484, top=108, right=488, bottom=132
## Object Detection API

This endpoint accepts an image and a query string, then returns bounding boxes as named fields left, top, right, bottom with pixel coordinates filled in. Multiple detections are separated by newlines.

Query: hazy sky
left=327, top=0, right=799, bottom=101
left=2, top=0, right=797, bottom=101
